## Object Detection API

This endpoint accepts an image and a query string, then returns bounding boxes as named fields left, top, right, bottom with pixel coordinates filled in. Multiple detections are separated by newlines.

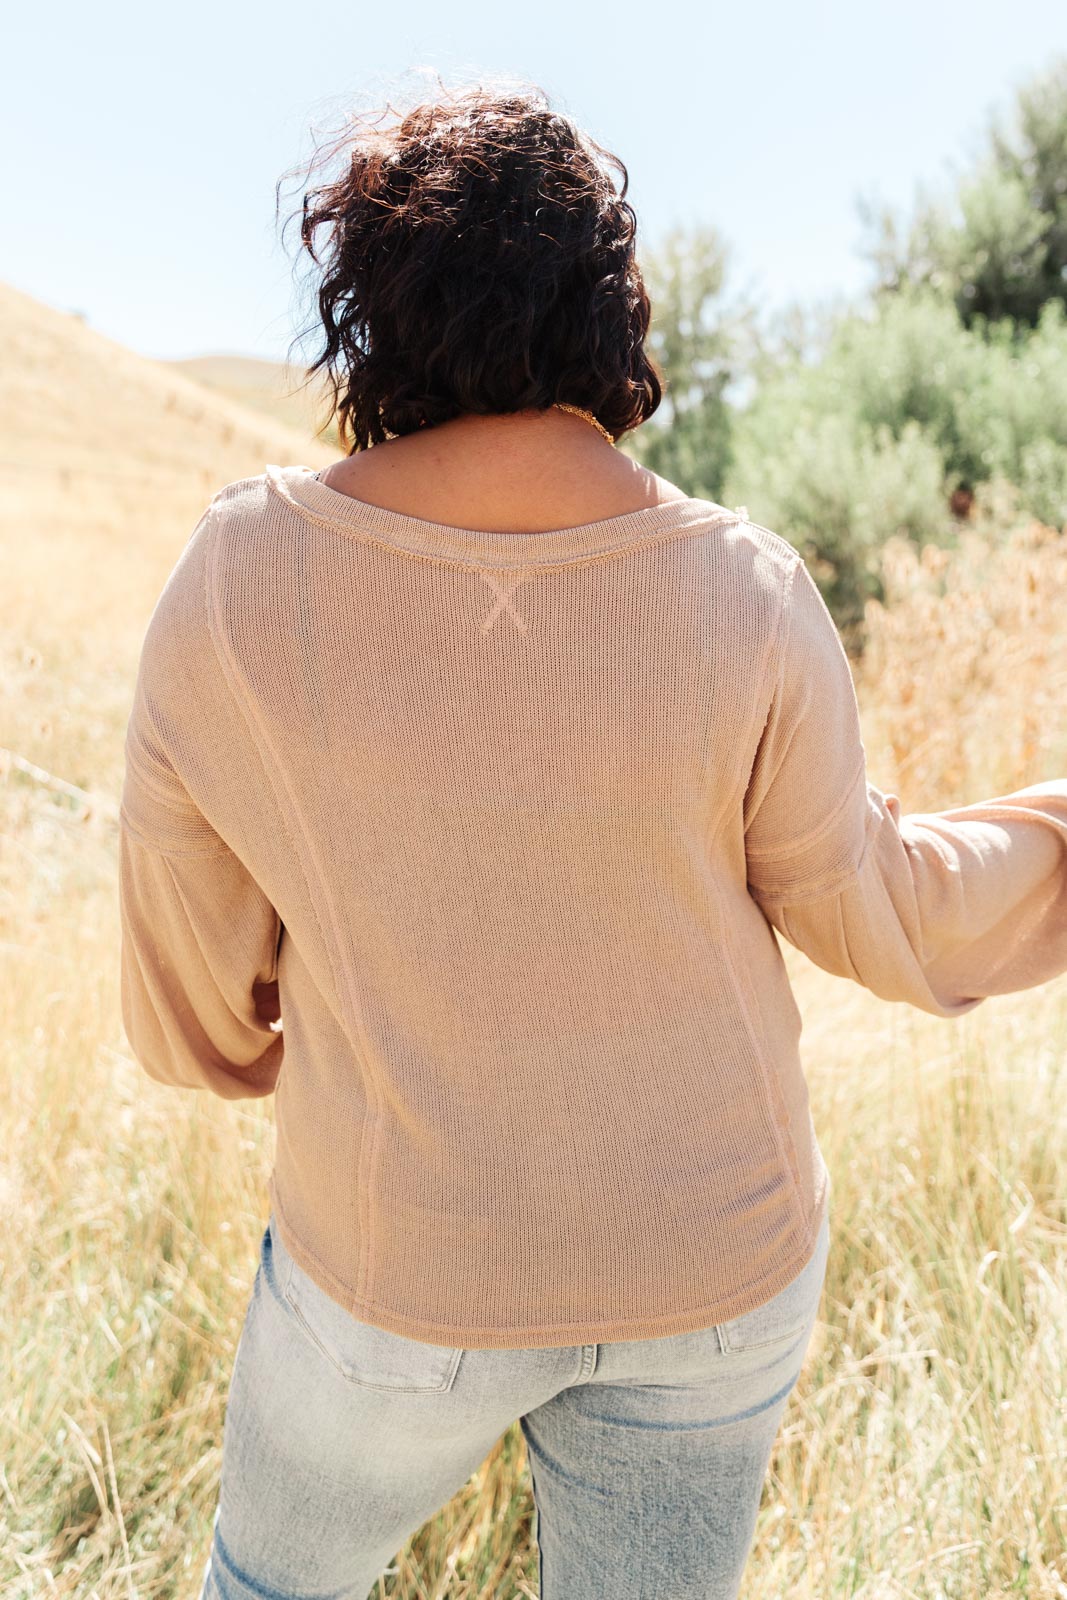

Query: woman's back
left=119, top=455, right=822, bottom=1348
left=118, top=441, right=1067, bottom=1350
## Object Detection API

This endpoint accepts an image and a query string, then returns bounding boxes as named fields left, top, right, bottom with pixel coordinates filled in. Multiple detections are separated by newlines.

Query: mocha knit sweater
left=118, top=463, right=1067, bottom=1350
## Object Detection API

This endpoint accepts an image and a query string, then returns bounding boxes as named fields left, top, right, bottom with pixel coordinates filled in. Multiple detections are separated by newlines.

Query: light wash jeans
left=199, top=1203, right=830, bottom=1599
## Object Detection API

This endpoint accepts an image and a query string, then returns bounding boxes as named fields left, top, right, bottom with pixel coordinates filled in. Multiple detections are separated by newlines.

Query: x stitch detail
left=477, top=568, right=530, bottom=634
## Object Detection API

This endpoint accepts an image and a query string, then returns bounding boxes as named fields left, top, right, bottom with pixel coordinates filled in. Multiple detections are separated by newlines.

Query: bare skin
left=317, top=406, right=691, bottom=534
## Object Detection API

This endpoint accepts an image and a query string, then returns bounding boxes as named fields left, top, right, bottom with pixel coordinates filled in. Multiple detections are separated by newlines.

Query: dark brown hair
left=277, top=78, right=663, bottom=451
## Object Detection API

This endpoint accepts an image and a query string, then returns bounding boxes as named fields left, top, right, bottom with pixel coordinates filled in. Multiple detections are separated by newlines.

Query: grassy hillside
left=1, top=283, right=1066, bottom=1595
left=165, top=352, right=341, bottom=451
left=0, top=279, right=336, bottom=802
left=0, top=281, right=336, bottom=524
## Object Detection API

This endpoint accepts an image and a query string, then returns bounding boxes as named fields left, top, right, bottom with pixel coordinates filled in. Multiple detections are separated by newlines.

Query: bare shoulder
left=642, top=469, right=692, bottom=506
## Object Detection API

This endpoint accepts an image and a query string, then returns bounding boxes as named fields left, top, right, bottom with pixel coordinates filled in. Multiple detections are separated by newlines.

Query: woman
left=117, top=82, right=1067, bottom=1599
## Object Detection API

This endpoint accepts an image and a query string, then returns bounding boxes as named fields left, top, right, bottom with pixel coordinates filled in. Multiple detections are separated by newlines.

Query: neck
left=424, top=405, right=607, bottom=445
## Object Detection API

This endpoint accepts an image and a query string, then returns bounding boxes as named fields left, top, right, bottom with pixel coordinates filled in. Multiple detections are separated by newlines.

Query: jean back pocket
left=270, top=1213, right=464, bottom=1393
left=716, top=1207, right=830, bottom=1354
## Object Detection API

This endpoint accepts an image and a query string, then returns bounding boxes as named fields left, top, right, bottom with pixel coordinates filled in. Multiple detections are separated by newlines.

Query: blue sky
left=4, top=1, right=1066, bottom=365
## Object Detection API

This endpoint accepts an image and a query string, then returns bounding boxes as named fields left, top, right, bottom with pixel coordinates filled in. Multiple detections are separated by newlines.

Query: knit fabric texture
left=118, top=463, right=1067, bottom=1349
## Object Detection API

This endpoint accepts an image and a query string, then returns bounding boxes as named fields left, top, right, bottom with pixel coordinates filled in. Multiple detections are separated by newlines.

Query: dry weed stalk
left=855, top=514, right=1067, bottom=810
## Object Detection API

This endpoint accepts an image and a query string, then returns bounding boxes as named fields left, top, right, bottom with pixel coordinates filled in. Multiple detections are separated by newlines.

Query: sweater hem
left=266, top=1167, right=831, bottom=1352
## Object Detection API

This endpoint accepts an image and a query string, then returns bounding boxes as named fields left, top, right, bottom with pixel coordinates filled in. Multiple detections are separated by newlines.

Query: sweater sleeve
left=118, top=569, right=285, bottom=1101
left=743, top=553, right=1067, bottom=1018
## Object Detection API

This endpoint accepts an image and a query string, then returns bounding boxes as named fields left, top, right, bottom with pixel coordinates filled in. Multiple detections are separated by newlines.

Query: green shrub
left=722, top=411, right=950, bottom=627
left=719, top=288, right=1067, bottom=620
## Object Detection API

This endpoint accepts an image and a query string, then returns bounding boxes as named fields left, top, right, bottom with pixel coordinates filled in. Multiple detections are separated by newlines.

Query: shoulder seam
left=764, top=549, right=804, bottom=714
left=733, top=516, right=803, bottom=574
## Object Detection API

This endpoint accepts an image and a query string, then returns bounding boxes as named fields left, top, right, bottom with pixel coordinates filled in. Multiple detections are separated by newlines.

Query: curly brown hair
left=277, top=79, right=664, bottom=451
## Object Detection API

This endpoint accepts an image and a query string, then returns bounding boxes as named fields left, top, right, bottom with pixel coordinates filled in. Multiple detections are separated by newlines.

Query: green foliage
left=970, top=299, right=1067, bottom=528
left=862, top=55, right=1067, bottom=328
left=1018, top=436, right=1067, bottom=532
left=626, top=222, right=755, bottom=500
left=723, top=411, right=949, bottom=627
left=630, top=57, right=1067, bottom=630
left=714, top=283, right=1067, bottom=623
left=831, top=291, right=993, bottom=487
left=630, top=390, right=733, bottom=504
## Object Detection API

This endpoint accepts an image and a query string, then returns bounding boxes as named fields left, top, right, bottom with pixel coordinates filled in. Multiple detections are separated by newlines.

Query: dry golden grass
left=1, top=285, right=1066, bottom=1596
left=855, top=478, right=1067, bottom=803
left=163, top=354, right=341, bottom=452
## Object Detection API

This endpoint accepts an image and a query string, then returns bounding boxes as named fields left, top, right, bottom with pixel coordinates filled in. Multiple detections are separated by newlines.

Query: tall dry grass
left=856, top=479, right=1067, bottom=802
left=2, top=463, right=1066, bottom=1597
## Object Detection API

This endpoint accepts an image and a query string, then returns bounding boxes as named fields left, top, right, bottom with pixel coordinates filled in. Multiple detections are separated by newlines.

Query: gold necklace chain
left=413, top=402, right=615, bottom=443
left=553, top=401, right=616, bottom=445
